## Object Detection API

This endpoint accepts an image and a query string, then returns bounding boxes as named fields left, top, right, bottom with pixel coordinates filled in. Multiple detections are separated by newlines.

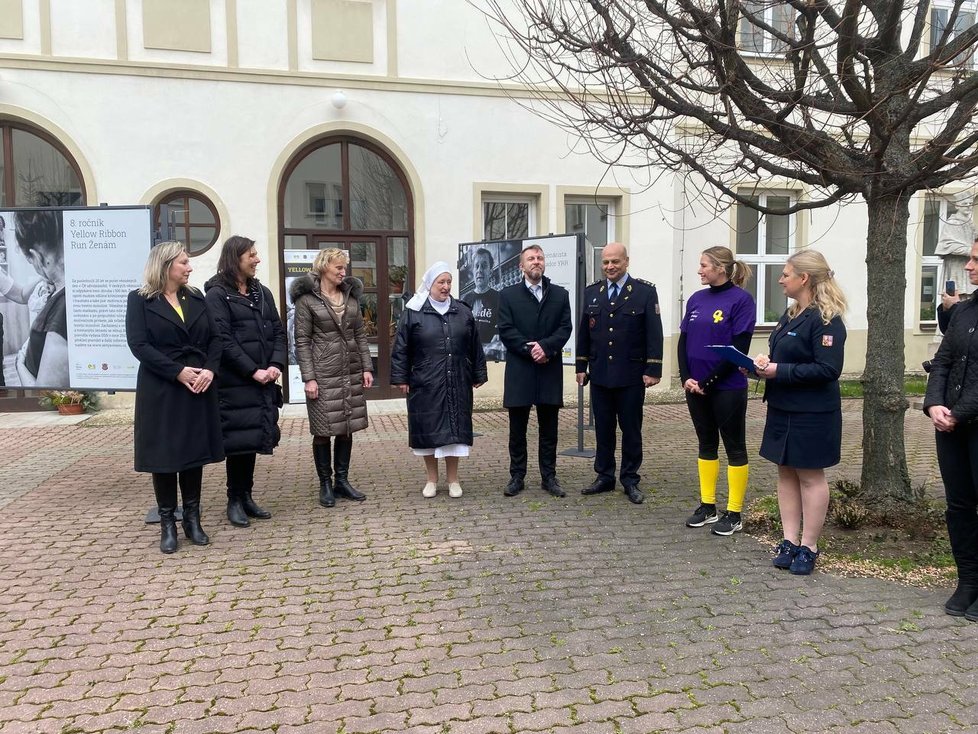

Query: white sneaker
left=448, top=482, right=463, bottom=498
left=422, top=482, right=437, bottom=498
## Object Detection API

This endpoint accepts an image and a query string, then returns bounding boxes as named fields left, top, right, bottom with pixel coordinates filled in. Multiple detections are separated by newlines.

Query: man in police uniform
left=576, top=242, right=664, bottom=504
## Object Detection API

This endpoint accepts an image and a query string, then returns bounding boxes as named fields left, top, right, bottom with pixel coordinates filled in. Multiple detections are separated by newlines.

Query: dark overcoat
left=924, top=296, right=978, bottom=422
left=575, top=276, right=664, bottom=388
left=125, top=287, right=225, bottom=473
left=390, top=298, right=488, bottom=449
left=290, top=274, right=372, bottom=437
left=204, top=277, right=287, bottom=455
left=497, top=277, right=572, bottom=407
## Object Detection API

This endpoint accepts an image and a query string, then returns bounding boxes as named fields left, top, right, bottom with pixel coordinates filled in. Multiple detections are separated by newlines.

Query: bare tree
left=478, top=0, right=978, bottom=505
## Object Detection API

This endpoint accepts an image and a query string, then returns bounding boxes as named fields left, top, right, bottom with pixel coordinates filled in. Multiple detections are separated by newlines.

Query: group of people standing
left=126, top=240, right=374, bottom=554
left=126, top=235, right=851, bottom=582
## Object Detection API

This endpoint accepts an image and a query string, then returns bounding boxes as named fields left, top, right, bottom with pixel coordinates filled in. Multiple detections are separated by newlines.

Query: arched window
left=0, top=122, right=85, bottom=207
left=279, top=136, right=414, bottom=399
left=152, top=189, right=220, bottom=255
left=0, top=120, right=87, bottom=409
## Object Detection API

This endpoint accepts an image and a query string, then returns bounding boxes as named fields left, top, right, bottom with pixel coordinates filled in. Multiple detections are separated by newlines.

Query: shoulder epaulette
left=634, top=278, right=655, bottom=288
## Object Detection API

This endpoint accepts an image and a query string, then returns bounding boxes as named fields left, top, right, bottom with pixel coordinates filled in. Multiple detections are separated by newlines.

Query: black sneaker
left=685, top=503, right=718, bottom=527
left=712, top=511, right=743, bottom=536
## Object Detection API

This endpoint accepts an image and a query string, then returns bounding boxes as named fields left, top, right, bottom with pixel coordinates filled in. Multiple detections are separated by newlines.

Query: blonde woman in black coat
left=205, top=236, right=287, bottom=528
left=126, top=242, right=224, bottom=554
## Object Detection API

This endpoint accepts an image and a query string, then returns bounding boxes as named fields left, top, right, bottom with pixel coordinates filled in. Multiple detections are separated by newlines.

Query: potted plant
left=39, top=390, right=99, bottom=415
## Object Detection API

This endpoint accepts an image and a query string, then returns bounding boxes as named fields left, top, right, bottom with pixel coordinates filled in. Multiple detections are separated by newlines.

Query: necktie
left=609, top=283, right=619, bottom=301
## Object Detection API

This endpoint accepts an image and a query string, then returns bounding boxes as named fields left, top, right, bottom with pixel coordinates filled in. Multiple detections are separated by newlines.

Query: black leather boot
left=333, top=436, right=366, bottom=501
left=242, top=491, right=272, bottom=519
left=226, top=487, right=250, bottom=527
left=313, top=442, right=335, bottom=507
left=181, top=500, right=210, bottom=546
left=159, top=508, right=178, bottom=554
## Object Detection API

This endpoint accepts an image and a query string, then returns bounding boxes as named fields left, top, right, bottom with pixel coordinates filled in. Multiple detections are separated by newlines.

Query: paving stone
left=0, top=404, right=966, bottom=734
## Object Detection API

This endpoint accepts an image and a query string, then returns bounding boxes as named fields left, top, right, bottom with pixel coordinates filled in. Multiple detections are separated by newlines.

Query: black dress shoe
left=504, top=477, right=525, bottom=497
left=945, top=585, right=978, bottom=616
left=624, top=485, right=645, bottom=504
left=542, top=477, right=566, bottom=498
left=581, top=479, right=615, bottom=495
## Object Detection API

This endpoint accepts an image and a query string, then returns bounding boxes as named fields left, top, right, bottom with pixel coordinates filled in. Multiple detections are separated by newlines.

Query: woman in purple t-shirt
left=679, top=246, right=756, bottom=537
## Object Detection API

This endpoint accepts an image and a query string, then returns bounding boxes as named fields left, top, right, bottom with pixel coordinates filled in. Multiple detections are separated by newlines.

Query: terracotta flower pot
left=57, top=403, right=85, bottom=415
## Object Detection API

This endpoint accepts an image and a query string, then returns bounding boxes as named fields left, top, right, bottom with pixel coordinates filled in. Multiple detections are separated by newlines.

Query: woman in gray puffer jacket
left=290, top=248, right=374, bottom=507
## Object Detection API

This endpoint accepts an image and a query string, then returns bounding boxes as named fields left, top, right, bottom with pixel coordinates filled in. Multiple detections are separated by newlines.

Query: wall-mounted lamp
left=331, top=90, right=348, bottom=110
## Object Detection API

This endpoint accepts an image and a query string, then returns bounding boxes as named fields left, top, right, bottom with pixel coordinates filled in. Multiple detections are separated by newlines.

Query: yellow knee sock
left=697, top=458, right=720, bottom=505
left=727, top=464, right=749, bottom=513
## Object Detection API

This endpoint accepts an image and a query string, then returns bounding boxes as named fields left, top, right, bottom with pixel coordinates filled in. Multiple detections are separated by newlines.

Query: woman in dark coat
left=291, top=248, right=373, bottom=508
left=391, top=261, right=487, bottom=499
left=205, top=236, right=287, bottom=528
left=126, top=241, right=224, bottom=554
left=924, top=240, right=978, bottom=620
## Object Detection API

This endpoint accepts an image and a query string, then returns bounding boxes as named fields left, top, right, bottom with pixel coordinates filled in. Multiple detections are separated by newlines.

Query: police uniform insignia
left=589, top=317, right=596, bottom=329
left=626, top=283, right=633, bottom=292
left=822, top=335, right=834, bottom=347
left=713, top=309, right=724, bottom=323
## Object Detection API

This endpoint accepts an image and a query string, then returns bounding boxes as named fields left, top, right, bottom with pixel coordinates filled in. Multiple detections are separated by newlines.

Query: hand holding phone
left=946, top=280, right=956, bottom=296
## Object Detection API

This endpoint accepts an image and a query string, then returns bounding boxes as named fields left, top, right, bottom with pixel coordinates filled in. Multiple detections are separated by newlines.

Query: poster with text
left=284, top=249, right=318, bottom=403
left=0, top=206, right=151, bottom=392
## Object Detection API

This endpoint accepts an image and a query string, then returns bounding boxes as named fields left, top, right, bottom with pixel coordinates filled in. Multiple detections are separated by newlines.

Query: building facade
left=0, top=0, right=958, bottom=404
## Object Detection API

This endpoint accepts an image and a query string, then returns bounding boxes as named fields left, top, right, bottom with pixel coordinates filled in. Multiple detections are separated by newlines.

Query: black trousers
left=685, top=388, right=749, bottom=465
left=935, top=425, right=978, bottom=585
left=152, top=466, right=203, bottom=508
left=508, top=404, right=560, bottom=481
left=226, top=452, right=257, bottom=494
left=591, top=382, right=645, bottom=487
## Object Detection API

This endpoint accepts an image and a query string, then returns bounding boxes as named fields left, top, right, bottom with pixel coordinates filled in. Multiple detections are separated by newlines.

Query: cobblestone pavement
left=0, top=400, right=974, bottom=734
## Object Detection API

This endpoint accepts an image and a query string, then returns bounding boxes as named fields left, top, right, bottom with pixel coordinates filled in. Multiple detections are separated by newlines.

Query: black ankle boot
left=181, top=500, right=210, bottom=545
left=159, top=508, right=178, bottom=554
left=333, top=437, right=365, bottom=501
left=946, top=584, right=978, bottom=616
left=226, top=487, right=250, bottom=527
left=313, top=442, right=335, bottom=507
left=242, top=491, right=271, bottom=519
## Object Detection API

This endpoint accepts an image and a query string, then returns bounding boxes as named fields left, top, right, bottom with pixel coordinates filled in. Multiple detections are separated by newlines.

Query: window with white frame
left=735, top=191, right=795, bottom=324
left=565, top=197, right=617, bottom=281
left=482, top=196, right=534, bottom=240
left=739, top=1, right=794, bottom=54
left=931, top=1, right=977, bottom=67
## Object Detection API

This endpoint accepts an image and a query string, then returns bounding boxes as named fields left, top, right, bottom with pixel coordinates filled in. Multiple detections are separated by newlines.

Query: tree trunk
left=860, top=192, right=913, bottom=505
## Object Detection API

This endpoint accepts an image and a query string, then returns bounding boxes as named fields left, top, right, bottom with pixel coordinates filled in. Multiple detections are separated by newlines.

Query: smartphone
left=946, top=280, right=956, bottom=296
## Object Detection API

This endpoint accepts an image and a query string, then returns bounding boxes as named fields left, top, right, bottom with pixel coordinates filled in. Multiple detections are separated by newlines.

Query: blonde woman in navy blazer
left=752, top=250, right=847, bottom=576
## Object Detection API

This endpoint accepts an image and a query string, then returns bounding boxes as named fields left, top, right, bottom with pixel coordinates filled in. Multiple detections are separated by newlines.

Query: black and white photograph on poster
left=0, top=206, right=151, bottom=392
left=0, top=210, right=67, bottom=388
left=283, top=249, right=318, bottom=403
left=456, top=239, right=522, bottom=361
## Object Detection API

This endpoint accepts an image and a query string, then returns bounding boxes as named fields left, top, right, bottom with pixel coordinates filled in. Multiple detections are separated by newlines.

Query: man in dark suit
left=497, top=244, right=573, bottom=497
left=576, top=242, right=664, bottom=504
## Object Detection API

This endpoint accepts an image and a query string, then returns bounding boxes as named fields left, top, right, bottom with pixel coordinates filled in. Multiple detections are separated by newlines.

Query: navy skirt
left=759, top=406, right=842, bottom=469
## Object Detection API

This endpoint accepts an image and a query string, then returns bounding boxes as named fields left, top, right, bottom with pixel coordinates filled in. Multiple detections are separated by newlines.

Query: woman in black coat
left=126, top=241, right=225, bottom=554
left=205, top=236, right=287, bottom=528
left=391, top=261, right=487, bottom=499
left=924, top=241, right=978, bottom=620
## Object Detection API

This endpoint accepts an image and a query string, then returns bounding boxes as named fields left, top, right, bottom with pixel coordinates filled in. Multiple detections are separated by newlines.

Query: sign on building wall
left=457, top=233, right=580, bottom=366
left=0, top=206, right=151, bottom=392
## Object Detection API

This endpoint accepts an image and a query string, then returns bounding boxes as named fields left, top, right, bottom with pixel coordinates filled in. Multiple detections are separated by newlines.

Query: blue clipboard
left=707, top=344, right=756, bottom=374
